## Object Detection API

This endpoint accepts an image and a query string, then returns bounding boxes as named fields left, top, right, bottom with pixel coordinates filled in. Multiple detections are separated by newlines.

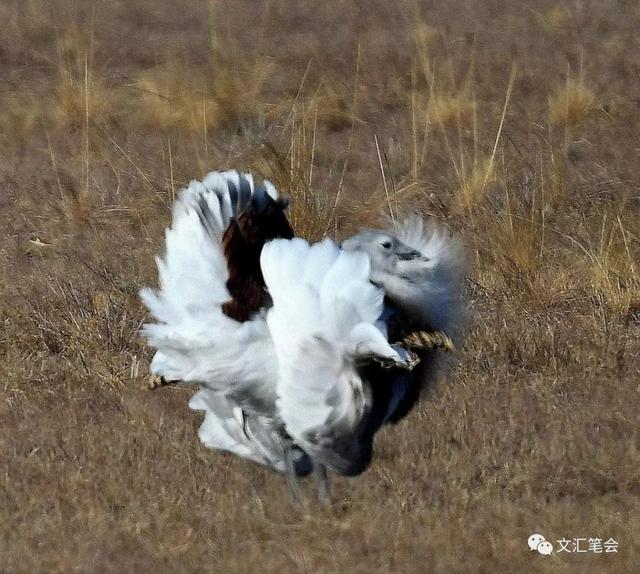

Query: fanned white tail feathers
left=261, top=238, right=402, bottom=464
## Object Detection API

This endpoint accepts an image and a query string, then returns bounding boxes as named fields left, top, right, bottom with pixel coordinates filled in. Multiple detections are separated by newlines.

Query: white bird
left=140, top=170, right=463, bottom=499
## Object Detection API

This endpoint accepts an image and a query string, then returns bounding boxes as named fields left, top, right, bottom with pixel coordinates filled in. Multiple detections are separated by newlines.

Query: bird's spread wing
left=140, top=171, right=280, bottom=413
left=261, top=238, right=413, bottom=474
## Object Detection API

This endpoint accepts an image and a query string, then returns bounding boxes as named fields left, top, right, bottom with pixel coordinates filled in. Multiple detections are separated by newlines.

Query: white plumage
left=141, top=170, right=463, bottom=497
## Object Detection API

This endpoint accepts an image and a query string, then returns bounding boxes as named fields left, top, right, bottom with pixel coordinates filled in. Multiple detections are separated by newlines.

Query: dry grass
left=548, top=77, right=596, bottom=126
left=1, top=1, right=639, bottom=573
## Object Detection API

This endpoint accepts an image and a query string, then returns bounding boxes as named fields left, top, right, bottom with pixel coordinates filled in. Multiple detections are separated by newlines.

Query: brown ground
left=1, top=1, right=639, bottom=572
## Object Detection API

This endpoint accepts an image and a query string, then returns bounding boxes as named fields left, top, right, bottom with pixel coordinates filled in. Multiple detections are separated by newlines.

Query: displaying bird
left=140, top=170, right=463, bottom=500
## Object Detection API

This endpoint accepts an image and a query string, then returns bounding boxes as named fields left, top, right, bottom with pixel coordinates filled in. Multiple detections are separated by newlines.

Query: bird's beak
left=397, top=249, right=428, bottom=261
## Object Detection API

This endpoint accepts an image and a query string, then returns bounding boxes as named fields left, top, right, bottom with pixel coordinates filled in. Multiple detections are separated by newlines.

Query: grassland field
left=1, top=1, right=639, bottom=572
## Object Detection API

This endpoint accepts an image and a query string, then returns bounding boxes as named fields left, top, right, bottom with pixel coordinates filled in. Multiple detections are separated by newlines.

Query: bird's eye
left=381, top=240, right=392, bottom=249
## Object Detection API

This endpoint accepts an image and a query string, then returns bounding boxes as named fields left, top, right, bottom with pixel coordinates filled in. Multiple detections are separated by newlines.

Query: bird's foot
left=147, top=374, right=176, bottom=390
left=399, top=330, right=454, bottom=353
left=373, top=347, right=420, bottom=371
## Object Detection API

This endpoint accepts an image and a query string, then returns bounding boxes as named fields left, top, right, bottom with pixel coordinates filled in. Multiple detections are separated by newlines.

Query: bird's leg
left=284, top=445, right=302, bottom=505
left=147, top=374, right=177, bottom=390
left=369, top=347, right=420, bottom=371
left=313, top=462, right=330, bottom=503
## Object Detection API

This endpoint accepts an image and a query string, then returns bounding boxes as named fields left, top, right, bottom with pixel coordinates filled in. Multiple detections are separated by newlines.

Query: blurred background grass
left=1, top=1, right=639, bottom=572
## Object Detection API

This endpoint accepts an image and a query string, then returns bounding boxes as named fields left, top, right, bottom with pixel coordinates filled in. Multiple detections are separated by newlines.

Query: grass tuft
left=548, top=77, right=596, bottom=126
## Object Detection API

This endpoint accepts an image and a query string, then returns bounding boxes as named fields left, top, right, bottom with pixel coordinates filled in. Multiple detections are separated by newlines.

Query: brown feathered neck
left=221, top=197, right=293, bottom=322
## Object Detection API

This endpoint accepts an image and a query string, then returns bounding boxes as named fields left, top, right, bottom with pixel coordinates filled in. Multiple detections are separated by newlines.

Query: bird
left=140, top=170, right=463, bottom=500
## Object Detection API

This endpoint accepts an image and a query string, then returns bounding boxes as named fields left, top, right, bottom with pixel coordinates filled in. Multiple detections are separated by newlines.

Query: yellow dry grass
left=548, top=78, right=596, bottom=126
left=1, top=1, right=639, bottom=573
